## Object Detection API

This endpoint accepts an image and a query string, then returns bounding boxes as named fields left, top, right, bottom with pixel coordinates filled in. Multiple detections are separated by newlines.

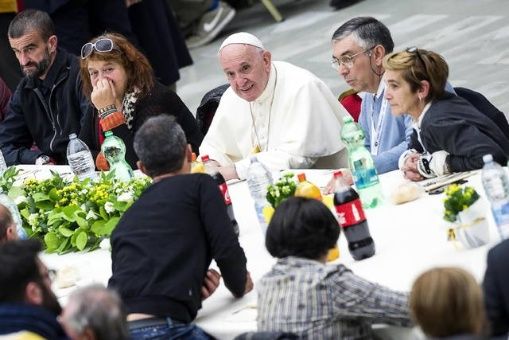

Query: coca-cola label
left=218, top=183, right=232, bottom=205
left=335, top=198, right=366, bottom=228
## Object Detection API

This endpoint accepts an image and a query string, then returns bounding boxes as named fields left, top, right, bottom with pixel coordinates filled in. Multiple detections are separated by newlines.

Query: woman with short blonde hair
left=383, top=48, right=509, bottom=181
left=410, top=267, right=486, bottom=338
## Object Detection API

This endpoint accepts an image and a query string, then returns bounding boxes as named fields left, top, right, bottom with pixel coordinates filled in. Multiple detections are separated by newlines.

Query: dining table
left=28, top=165, right=500, bottom=340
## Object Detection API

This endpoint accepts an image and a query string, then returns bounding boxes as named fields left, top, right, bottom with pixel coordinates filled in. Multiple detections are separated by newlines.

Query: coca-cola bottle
left=200, top=154, right=240, bottom=236
left=333, top=170, right=375, bottom=260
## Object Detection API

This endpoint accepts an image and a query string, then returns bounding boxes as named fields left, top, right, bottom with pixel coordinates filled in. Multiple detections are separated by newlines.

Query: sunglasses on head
left=81, top=38, right=117, bottom=59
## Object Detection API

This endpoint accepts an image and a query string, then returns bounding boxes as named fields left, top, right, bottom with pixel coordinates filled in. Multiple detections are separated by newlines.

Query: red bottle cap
left=201, top=154, right=210, bottom=162
left=297, top=173, right=307, bottom=182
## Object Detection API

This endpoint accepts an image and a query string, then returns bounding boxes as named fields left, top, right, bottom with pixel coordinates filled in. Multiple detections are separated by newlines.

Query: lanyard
left=370, top=84, right=388, bottom=156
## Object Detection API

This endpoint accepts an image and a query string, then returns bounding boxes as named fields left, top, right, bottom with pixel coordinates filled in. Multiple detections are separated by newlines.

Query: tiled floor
left=176, top=0, right=509, bottom=117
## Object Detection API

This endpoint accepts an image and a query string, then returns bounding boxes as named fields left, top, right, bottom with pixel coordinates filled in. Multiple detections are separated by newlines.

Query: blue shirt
left=358, top=82, right=413, bottom=174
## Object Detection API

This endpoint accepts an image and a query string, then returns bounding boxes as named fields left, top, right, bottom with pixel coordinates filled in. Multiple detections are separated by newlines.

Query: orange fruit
left=326, top=244, right=340, bottom=262
left=295, top=181, right=323, bottom=200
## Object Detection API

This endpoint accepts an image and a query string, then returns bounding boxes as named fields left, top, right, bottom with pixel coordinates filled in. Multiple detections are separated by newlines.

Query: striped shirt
left=257, top=257, right=412, bottom=339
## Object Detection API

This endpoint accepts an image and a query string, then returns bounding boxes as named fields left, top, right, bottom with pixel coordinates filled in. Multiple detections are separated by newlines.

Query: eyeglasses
left=406, top=47, right=426, bottom=67
left=331, top=46, right=375, bottom=71
left=81, top=38, right=117, bottom=59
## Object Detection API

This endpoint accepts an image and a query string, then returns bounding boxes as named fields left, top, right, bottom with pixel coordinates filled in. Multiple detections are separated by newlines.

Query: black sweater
left=108, top=174, right=247, bottom=322
left=80, top=82, right=203, bottom=168
left=409, top=93, right=509, bottom=172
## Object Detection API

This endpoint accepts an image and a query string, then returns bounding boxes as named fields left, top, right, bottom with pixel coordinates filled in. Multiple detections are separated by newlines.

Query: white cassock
left=200, top=61, right=349, bottom=179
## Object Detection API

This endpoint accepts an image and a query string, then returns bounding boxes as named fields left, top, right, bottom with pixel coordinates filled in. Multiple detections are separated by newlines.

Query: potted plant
left=443, top=184, right=489, bottom=249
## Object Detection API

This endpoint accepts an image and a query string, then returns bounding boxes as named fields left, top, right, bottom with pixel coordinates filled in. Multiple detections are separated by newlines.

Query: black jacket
left=409, top=93, right=509, bottom=172
left=79, top=81, right=203, bottom=168
left=108, top=174, right=247, bottom=322
left=0, top=48, right=92, bottom=165
left=483, top=239, right=509, bottom=336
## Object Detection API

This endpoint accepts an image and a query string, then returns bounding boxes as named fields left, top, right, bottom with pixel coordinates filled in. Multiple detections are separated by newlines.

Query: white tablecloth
left=36, top=168, right=498, bottom=339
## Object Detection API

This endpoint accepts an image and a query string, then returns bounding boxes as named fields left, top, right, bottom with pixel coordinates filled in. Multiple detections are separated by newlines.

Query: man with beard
left=0, top=9, right=92, bottom=165
left=0, top=239, right=67, bottom=339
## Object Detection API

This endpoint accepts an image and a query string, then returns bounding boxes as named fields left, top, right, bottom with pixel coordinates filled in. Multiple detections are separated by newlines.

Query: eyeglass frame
left=331, top=45, right=376, bottom=71
left=405, top=46, right=429, bottom=75
left=81, top=38, right=119, bottom=59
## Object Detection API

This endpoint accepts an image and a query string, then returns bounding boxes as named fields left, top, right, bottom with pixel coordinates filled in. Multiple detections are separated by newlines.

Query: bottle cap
left=104, top=131, right=113, bottom=137
left=297, top=173, right=306, bottom=182
left=68, top=133, right=77, bottom=139
left=201, top=154, right=210, bottom=162
left=191, top=152, right=197, bottom=162
left=333, top=170, right=343, bottom=178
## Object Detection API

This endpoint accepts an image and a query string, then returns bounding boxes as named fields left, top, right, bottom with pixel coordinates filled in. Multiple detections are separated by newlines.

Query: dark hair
left=133, top=115, right=187, bottom=177
left=0, top=239, right=42, bottom=302
left=266, top=197, right=340, bottom=260
left=80, top=32, right=154, bottom=99
left=332, top=16, right=394, bottom=53
left=0, top=204, right=14, bottom=242
left=8, top=9, right=55, bottom=41
left=383, top=48, right=449, bottom=101
left=65, top=284, right=129, bottom=340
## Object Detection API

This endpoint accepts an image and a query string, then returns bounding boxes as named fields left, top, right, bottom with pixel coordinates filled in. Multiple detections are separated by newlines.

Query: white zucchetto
left=219, top=32, right=265, bottom=52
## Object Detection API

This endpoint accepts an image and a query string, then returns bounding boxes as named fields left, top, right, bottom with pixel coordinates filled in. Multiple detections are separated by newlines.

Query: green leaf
left=32, top=192, right=50, bottom=202
left=91, top=220, right=107, bottom=235
left=8, top=185, right=24, bottom=200
left=103, top=216, right=120, bottom=236
left=48, top=188, right=59, bottom=201
left=113, top=200, right=129, bottom=212
left=58, top=226, right=74, bottom=237
left=35, top=201, right=54, bottom=211
left=44, top=232, right=60, bottom=252
left=76, top=231, right=88, bottom=251
left=75, top=215, right=88, bottom=229
left=56, top=237, right=70, bottom=253
left=62, top=205, right=79, bottom=221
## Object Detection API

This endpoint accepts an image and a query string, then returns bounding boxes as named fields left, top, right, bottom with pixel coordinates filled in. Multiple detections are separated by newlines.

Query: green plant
left=13, top=171, right=151, bottom=253
left=266, top=173, right=297, bottom=209
left=443, top=184, right=480, bottom=222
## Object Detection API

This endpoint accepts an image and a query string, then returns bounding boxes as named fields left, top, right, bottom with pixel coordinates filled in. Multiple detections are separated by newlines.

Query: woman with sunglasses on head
left=383, top=48, right=509, bottom=181
left=79, top=33, right=203, bottom=170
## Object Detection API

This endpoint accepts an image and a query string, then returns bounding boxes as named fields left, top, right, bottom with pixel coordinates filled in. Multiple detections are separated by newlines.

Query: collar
left=373, top=78, right=385, bottom=100
left=252, top=63, right=276, bottom=104
left=25, top=49, right=69, bottom=90
left=417, top=101, right=432, bottom=129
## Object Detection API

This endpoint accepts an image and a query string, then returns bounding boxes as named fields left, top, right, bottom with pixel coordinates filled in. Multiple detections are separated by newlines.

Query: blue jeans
left=129, top=317, right=212, bottom=340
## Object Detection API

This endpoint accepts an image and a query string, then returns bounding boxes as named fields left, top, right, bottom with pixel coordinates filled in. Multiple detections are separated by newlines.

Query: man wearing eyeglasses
left=0, top=239, right=67, bottom=339
left=331, top=17, right=413, bottom=174
left=0, top=9, right=92, bottom=166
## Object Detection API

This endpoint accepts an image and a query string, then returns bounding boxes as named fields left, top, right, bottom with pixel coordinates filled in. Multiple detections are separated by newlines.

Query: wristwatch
left=35, top=155, right=52, bottom=165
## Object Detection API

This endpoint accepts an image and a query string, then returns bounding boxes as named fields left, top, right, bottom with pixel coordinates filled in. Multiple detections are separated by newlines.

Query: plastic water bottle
left=0, top=192, right=27, bottom=239
left=333, top=170, right=375, bottom=260
left=0, top=150, right=7, bottom=174
left=101, top=131, right=133, bottom=181
left=481, top=154, right=509, bottom=239
left=246, top=157, right=273, bottom=233
left=67, top=133, right=96, bottom=181
left=341, top=116, right=383, bottom=209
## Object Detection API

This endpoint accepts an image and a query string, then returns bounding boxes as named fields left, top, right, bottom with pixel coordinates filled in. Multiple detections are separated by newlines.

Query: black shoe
left=330, top=0, right=361, bottom=10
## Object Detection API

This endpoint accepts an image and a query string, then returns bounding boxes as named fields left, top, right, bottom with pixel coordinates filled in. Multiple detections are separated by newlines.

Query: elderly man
left=109, top=115, right=252, bottom=339
left=200, top=32, right=349, bottom=180
left=60, top=284, right=129, bottom=340
left=0, top=239, right=66, bottom=339
left=331, top=17, right=413, bottom=174
left=0, top=9, right=91, bottom=165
